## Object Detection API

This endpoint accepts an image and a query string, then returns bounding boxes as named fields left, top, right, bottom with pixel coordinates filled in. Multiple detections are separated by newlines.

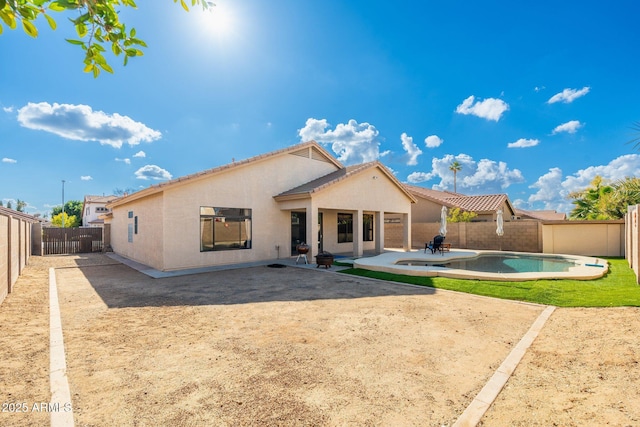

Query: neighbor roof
left=108, top=141, right=342, bottom=208
left=405, top=185, right=515, bottom=214
left=515, top=208, right=567, bottom=221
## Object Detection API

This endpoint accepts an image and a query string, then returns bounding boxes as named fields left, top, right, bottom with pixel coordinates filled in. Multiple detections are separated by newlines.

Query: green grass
left=338, top=258, right=640, bottom=307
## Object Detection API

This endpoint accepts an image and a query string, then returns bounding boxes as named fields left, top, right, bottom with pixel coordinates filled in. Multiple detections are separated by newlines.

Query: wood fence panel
left=42, top=227, right=103, bottom=255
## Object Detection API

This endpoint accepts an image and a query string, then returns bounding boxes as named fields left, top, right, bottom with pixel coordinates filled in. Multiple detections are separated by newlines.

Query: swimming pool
left=396, top=254, right=580, bottom=274
left=354, top=250, right=608, bottom=281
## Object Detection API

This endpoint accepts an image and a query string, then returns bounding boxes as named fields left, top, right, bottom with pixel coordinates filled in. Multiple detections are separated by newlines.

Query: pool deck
left=354, top=249, right=609, bottom=281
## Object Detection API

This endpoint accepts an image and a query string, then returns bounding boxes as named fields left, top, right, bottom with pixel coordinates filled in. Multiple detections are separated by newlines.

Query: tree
left=447, top=207, right=477, bottom=223
left=0, top=0, right=213, bottom=77
left=52, top=200, right=83, bottom=221
left=51, top=212, right=78, bottom=227
left=449, top=161, right=462, bottom=193
left=16, top=199, right=27, bottom=212
left=568, top=176, right=619, bottom=220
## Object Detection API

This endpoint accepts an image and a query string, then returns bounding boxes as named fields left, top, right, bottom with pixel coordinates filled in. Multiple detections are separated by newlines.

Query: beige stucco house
left=81, top=195, right=117, bottom=227
left=106, top=141, right=416, bottom=272
left=405, top=185, right=516, bottom=222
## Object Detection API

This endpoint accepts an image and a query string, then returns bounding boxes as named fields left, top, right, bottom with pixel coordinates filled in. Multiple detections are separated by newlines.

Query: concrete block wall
left=0, top=209, right=36, bottom=306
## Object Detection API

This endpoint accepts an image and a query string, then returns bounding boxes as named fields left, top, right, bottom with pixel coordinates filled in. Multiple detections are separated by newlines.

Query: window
left=200, top=207, right=252, bottom=252
left=337, top=213, right=353, bottom=243
left=363, top=214, right=374, bottom=241
left=128, top=224, right=133, bottom=243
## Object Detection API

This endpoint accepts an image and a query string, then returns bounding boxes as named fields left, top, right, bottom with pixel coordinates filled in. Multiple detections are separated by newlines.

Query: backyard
left=0, top=254, right=639, bottom=426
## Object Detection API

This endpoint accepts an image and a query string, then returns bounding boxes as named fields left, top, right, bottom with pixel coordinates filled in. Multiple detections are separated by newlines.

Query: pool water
left=397, top=254, right=579, bottom=274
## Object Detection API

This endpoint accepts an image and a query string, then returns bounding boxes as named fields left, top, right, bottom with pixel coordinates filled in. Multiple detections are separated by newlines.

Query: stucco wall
left=542, top=221, right=625, bottom=257
left=111, top=193, right=164, bottom=270
left=0, top=211, right=34, bottom=306
left=0, top=215, right=8, bottom=305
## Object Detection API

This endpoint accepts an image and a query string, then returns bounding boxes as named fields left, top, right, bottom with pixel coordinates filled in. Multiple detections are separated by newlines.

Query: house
left=82, top=195, right=117, bottom=227
left=514, top=208, right=566, bottom=221
left=404, top=185, right=516, bottom=222
left=105, top=141, right=416, bottom=272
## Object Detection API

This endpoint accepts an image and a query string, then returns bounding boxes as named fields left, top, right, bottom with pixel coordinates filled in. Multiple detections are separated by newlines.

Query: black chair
left=425, top=235, right=445, bottom=254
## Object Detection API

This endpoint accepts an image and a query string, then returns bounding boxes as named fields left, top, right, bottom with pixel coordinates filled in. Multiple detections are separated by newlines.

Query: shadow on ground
left=61, top=259, right=436, bottom=308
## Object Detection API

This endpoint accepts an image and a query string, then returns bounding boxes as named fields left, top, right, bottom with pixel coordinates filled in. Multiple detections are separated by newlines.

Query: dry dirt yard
left=0, top=254, right=639, bottom=427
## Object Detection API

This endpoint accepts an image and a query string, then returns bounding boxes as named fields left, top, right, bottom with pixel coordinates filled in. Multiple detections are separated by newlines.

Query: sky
left=1, top=0, right=640, bottom=217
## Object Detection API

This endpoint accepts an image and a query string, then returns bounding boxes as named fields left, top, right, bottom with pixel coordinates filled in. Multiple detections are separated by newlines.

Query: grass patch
left=339, top=258, right=640, bottom=307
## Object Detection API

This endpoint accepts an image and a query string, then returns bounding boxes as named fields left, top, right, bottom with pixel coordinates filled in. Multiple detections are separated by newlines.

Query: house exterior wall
left=111, top=193, right=164, bottom=270
left=410, top=197, right=443, bottom=223
left=119, top=153, right=338, bottom=271
left=83, top=202, right=110, bottom=227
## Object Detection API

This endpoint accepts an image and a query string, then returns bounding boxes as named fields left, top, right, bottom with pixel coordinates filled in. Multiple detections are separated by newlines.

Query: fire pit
left=315, top=251, right=334, bottom=268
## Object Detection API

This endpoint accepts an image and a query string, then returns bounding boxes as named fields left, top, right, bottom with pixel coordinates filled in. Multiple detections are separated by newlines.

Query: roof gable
left=275, top=161, right=417, bottom=203
left=108, top=141, right=341, bottom=208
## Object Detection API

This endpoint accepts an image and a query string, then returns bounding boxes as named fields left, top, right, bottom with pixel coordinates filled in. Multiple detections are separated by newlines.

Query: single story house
left=404, top=185, right=517, bottom=222
left=105, top=141, right=416, bottom=271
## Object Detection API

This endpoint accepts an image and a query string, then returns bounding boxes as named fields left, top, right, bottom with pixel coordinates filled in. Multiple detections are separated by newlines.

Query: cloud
left=133, top=151, right=146, bottom=158
left=507, top=138, right=540, bottom=148
left=527, top=154, right=640, bottom=213
left=552, top=120, right=583, bottom=134
left=406, top=171, right=433, bottom=183
left=298, top=118, right=381, bottom=164
left=115, top=157, right=131, bottom=165
left=455, top=95, right=509, bottom=122
left=3, top=106, right=14, bottom=113
left=135, top=165, right=172, bottom=181
left=547, top=86, right=590, bottom=104
left=400, top=133, right=422, bottom=166
left=2, top=157, right=17, bottom=163
left=534, top=86, right=546, bottom=92
left=424, top=135, right=443, bottom=148
left=407, top=153, right=524, bottom=193
left=80, top=175, right=93, bottom=181
left=16, top=102, right=162, bottom=148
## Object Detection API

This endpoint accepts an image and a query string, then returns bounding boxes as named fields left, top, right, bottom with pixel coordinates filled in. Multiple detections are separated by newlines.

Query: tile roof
left=405, top=185, right=513, bottom=213
left=83, top=195, right=117, bottom=204
left=275, top=162, right=417, bottom=202
left=515, top=208, right=567, bottom=220
left=108, top=141, right=342, bottom=208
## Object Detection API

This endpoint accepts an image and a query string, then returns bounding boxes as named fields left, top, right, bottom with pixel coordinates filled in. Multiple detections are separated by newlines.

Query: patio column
left=375, top=211, right=385, bottom=254
left=402, top=212, right=411, bottom=251
left=306, top=202, right=319, bottom=261
left=353, top=209, right=363, bottom=257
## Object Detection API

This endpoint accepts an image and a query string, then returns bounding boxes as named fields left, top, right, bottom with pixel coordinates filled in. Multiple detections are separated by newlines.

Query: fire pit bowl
left=315, top=251, right=334, bottom=268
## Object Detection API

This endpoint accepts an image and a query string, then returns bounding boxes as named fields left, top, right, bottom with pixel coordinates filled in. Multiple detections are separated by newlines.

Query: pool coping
left=354, top=250, right=609, bottom=281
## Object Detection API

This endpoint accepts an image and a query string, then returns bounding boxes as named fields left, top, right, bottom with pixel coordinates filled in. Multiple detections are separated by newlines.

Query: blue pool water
left=397, top=254, right=579, bottom=274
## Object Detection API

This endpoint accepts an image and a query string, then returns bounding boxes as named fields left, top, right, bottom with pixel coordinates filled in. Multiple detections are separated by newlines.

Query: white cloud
left=455, top=95, right=509, bottom=122
left=400, top=133, right=422, bottom=166
left=508, top=138, right=540, bottom=148
left=17, top=102, right=162, bottom=148
left=2, top=157, right=17, bottom=163
left=527, top=154, right=640, bottom=213
left=407, top=153, right=524, bottom=193
left=135, top=165, right=172, bottom=181
left=3, top=106, right=14, bottom=113
left=80, top=175, right=93, bottom=181
left=552, top=120, right=583, bottom=134
left=115, top=157, right=131, bottom=165
left=298, top=118, right=381, bottom=164
left=534, top=86, right=546, bottom=92
left=407, top=171, right=433, bottom=183
left=133, top=151, right=146, bottom=158
left=424, top=135, right=443, bottom=148
left=547, top=86, right=590, bottom=104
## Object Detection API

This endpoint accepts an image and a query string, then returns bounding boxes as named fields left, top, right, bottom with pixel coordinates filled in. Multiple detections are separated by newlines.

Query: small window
left=128, top=211, right=134, bottom=218
left=200, top=207, right=252, bottom=251
left=363, top=214, right=374, bottom=241
left=338, top=213, right=353, bottom=243
left=128, top=224, right=133, bottom=243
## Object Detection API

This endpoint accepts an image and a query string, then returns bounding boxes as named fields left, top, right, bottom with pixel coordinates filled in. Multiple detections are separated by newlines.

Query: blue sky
left=1, top=0, right=639, bottom=217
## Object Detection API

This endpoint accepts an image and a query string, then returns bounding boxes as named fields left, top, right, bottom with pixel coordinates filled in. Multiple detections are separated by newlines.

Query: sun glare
left=195, top=3, right=235, bottom=39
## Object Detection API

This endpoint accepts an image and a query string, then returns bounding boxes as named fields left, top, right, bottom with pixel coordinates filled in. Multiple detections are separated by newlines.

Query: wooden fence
left=42, top=227, right=104, bottom=255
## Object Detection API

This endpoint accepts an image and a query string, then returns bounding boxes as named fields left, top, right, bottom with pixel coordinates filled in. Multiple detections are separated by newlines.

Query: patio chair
left=425, top=235, right=446, bottom=254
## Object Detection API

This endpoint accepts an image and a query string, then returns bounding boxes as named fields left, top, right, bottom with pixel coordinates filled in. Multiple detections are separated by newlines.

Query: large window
left=363, top=214, right=374, bottom=241
left=200, top=207, right=252, bottom=252
left=337, top=213, right=353, bottom=243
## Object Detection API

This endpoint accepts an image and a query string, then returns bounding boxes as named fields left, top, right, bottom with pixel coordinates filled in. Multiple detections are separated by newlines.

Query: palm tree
left=449, top=161, right=462, bottom=193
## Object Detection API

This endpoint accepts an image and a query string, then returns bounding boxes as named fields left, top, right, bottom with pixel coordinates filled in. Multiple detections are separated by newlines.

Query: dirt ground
left=0, top=254, right=639, bottom=426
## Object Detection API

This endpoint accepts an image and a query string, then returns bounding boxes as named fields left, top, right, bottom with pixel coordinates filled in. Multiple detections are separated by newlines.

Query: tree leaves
left=1, top=0, right=212, bottom=77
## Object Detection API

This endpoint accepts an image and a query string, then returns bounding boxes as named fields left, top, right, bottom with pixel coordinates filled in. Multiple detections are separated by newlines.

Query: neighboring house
left=105, top=141, right=416, bottom=272
left=82, top=195, right=118, bottom=227
left=404, top=185, right=516, bottom=222
left=514, top=208, right=566, bottom=221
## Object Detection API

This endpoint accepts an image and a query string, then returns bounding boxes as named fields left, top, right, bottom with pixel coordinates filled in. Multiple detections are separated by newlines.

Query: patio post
left=353, top=209, right=363, bottom=257
left=375, top=210, right=385, bottom=254
left=402, top=212, right=411, bottom=251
